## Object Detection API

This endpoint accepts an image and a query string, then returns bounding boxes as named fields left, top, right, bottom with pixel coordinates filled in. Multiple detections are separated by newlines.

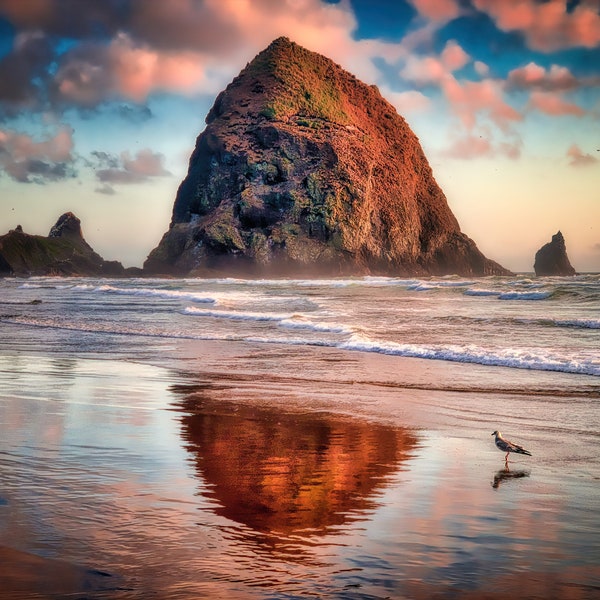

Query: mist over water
left=0, top=275, right=598, bottom=598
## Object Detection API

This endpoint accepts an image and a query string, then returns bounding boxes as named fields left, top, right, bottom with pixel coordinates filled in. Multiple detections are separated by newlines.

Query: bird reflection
left=176, top=393, right=419, bottom=538
left=492, top=466, right=530, bottom=489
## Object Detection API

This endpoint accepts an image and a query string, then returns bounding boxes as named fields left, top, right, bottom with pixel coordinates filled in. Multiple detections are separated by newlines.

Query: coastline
left=1, top=342, right=599, bottom=598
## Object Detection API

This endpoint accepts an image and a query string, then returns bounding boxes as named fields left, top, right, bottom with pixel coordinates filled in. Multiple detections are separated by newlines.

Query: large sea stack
left=0, top=212, right=128, bottom=277
left=145, top=37, right=510, bottom=277
left=534, top=231, right=576, bottom=276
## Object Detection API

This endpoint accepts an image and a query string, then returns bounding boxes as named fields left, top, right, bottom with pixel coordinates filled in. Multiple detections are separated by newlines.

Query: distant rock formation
left=534, top=231, right=576, bottom=276
left=145, top=37, right=510, bottom=277
left=0, top=212, right=133, bottom=277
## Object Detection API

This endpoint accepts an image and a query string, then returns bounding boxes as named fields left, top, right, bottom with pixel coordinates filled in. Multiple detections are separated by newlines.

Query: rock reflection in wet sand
left=176, top=392, right=419, bottom=542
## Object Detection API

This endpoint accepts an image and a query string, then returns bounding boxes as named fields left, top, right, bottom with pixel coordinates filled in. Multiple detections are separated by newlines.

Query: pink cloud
left=441, top=40, right=470, bottom=71
left=407, top=0, right=462, bottom=22
left=122, top=148, right=170, bottom=177
left=49, top=1, right=381, bottom=107
left=401, top=40, right=470, bottom=85
left=94, top=148, right=170, bottom=188
left=442, top=77, right=522, bottom=131
left=55, top=33, right=207, bottom=105
left=566, top=143, right=599, bottom=167
left=529, top=91, right=585, bottom=116
left=401, top=55, right=448, bottom=85
left=507, top=62, right=579, bottom=91
left=382, top=89, right=432, bottom=114
left=473, top=0, right=600, bottom=51
left=442, top=132, right=522, bottom=160
left=474, top=61, right=490, bottom=77
left=0, top=125, right=75, bottom=182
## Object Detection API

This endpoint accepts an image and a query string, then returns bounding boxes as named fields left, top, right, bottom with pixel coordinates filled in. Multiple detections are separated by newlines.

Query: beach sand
left=0, top=546, right=121, bottom=598
left=0, top=341, right=598, bottom=599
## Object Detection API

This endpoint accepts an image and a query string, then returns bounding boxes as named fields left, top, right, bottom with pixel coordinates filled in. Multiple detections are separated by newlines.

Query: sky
left=0, top=0, right=599, bottom=272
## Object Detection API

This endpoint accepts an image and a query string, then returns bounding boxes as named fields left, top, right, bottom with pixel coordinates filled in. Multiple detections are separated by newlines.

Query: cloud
left=474, top=61, right=490, bottom=77
left=473, top=0, right=600, bottom=52
left=400, top=40, right=470, bottom=85
left=382, top=89, right=432, bottom=114
left=441, top=40, right=470, bottom=71
left=54, top=33, right=208, bottom=106
left=406, top=0, right=462, bottom=23
left=0, top=0, right=377, bottom=111
left=529, top=90, right=585, bottom=116
left=567, top=144, right=599, bottom=167
left=91, top=148, right=170, bottom=191
left=0, top=126, right=76, bottom=183
left=507, top=62, right=579, bottom=91
left=0, top=31, right=55, bottom=114
left=442, top=77, right=522, bottom=131
left=442, top=131, right=522, bottom=159
left=0, top=0, right=127, bottom=38
left=94, top=183, right=117, bottom=195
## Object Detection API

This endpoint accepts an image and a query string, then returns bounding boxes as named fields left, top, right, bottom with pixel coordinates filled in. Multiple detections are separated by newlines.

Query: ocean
left=1, top=274, right=599, bottom=599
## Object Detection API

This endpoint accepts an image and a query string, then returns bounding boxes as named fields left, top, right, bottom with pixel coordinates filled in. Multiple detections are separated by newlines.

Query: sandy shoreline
left=0, top=343, right=599, bottom=599
left=0, top=545, right=121, bottom=599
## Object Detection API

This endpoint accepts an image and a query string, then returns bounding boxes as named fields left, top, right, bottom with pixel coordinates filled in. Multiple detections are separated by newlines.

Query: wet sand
left=0, top=341, right=599, bottom=599
left=0, top=546, right=120, bottom=599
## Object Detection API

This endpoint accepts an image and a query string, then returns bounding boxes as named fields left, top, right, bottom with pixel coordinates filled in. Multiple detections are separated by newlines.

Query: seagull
left=491, top=431, right=532, bottom=463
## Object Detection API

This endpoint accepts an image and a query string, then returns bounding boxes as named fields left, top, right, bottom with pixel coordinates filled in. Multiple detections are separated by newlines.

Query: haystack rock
left=145, top=37, right=510, bottom=277
left=534, top=231, right=576, bottom=276
left=0, top=212, right=129, bottom=277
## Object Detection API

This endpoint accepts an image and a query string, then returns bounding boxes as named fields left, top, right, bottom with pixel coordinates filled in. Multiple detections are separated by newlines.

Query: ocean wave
left=19, top=282, right=76, bottom=290
left=93, top=284, right=217, bottom=304
left=279, top=317, right=354, bottom=334
left=338, top=334, right=600, bottom=377
left=183, top=307, right=353, bottom=334
left=183, top=307, right=290, bottom=322
left=498, top=291, right=552, bottom=300
left=464, top=289, right=499, bottom=297
left=518, top=317, right=600, bottom=330
left=554, top=318, right=600, bottom=329
left=407, top=283, right=439, bottom=292
left=3, top=315, right=597, bottom=376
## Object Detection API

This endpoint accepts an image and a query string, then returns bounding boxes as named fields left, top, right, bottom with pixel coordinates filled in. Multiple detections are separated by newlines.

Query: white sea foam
left=94, top=284, right=216, bottom=304
left=183, top=307, right=290, bottom=321
left=407, top=283, right=439, bottom=292
left=279, top=317, right=354, bottom=334
left=4, top=314, right=598, bottom=376
left=338, top=334, right=600, bottom=376
left=182, top=307, right=353, bottom=334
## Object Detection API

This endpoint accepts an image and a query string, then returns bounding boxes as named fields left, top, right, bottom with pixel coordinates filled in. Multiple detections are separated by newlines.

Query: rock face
left=0, top=212, right=128, bottom=277
left=534, top=231, right=576, bottom=276
left=145, top=37, right=509, bottom=277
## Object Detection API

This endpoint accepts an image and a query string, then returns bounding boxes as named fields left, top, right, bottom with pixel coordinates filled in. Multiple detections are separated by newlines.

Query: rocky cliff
left=534, top=231, right=576, bottom=276
left=0, top=212, right=130, bottom=277
left=145, top=37, right=509, bottom=277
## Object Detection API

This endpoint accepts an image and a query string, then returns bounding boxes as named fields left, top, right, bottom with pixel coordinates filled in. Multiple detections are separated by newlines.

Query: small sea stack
left=0, top=213, right=129, bottom=277
left=534, top=231, right=576, bottom=276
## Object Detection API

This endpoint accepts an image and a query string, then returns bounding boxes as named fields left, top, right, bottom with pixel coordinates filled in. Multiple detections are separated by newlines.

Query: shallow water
left=0, top=343, right=598, bottom=599
left=2, top=274, right=599, bottom=376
